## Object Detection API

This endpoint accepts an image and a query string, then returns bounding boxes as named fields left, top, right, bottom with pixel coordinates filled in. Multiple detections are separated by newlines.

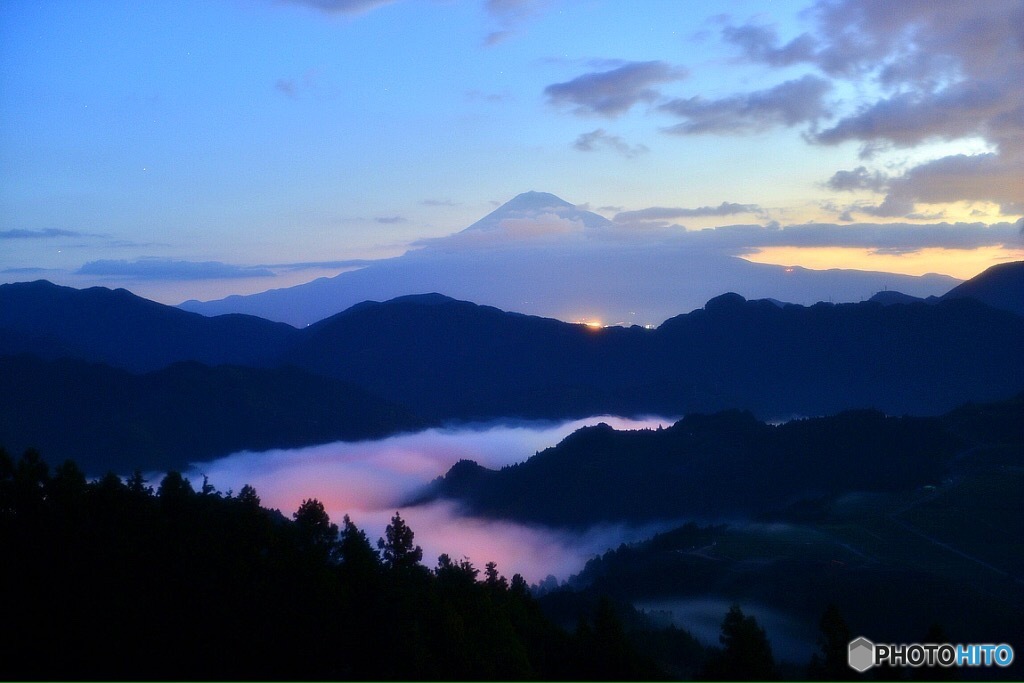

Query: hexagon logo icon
left=848, top=637, right=875, bottom=672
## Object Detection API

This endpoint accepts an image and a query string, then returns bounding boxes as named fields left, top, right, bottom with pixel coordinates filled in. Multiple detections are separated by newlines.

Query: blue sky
left=2, top=0, right=1022, bottom=304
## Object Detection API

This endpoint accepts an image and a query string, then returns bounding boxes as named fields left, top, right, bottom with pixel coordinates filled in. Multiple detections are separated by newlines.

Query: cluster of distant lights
left=573, top=319, right=656, bottom=330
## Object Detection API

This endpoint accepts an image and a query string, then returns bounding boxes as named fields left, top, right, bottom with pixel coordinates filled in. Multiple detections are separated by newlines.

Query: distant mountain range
left=1, top=261, right=1022, bottom=473
left=179, top=191, right=961, bottom=327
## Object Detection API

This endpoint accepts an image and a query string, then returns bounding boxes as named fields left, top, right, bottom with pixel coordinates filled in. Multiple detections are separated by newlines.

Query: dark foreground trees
left=700, top=604, right=778, bottom=680
left=0, top=448, right=655, bottom=680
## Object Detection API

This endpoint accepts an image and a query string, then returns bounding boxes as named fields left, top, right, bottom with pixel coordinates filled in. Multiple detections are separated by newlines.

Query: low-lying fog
left=180, top=416, right=676, bottom=584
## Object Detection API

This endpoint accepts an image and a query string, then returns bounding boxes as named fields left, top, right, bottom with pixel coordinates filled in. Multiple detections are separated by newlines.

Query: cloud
left=614, top=202, right=765, bottom=223
left=573, top=129, right=648, bottom=158
left=483, top=0, right=550, bottom=46
left=722, top=24, right=817, bottom=67
left=375, top=216, right=407, bottom=224
left=826, top=166, right=888, bottom=193
left=77, top=258, right=275, bottom=281
left=1, top=267, right=56, bottom=274
left=545, top=61, right=687, bottom=117
left=280, top=0, right=398, bottom=16
left=273, top=69, right=322, bottom=99
left=813, top=81, right=1007, bottom=149
left=274, top=79, right=298, bottom=98
left=268, top=259, right=374, bottom=271
left=849, top=153, right=1024, bottom=218
left=680, top=220, right=1023, bottom=254
left=719, top=1, right=1024, bottom=211
left=660, top=74, right=832, bottom=135
left=0, top=228, right=93, bottom=239
left=421, top=199, right=460, bottom=207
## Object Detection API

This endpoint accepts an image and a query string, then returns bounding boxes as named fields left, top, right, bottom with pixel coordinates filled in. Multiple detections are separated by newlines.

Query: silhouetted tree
left=378, top=511, right=422, bottom=571
left=808, top=603, right=856, bottom=680
left=338, top=514, right=380, bottom=576
left=510, top=572, right=530, bottom=598
left=292, top=498, right=338, bottom=558
left=436, top=553, right=478, bottom=589
left=13, top=449, right=49, bottom=514
left=484, top=560, right=509, bottom=591
left=157, top=471, right=193, bottom=509
left=0, top=448, right=13, bottom=515
left=702, top=604, right=777, bottom=680
left=126, top=470, right=152, bottom=496
left=47, top=460, right=87, bottom=509
left=235, top=483, right=260, bottom=507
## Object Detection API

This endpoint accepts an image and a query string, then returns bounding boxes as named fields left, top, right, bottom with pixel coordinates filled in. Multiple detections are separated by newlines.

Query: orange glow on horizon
left=741, top=245, right=1024, bottom=280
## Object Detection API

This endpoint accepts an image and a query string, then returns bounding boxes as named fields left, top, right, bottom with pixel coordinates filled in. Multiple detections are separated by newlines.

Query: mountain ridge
left=0, top=279, right=295, bottom=373
left=2, top=265, right=1023, bottom=470
left=412, top=394, right=1024, bottom=528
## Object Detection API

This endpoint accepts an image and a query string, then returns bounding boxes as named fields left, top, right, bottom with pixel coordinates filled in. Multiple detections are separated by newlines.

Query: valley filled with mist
left=3, top=261, right=1023, bottom=679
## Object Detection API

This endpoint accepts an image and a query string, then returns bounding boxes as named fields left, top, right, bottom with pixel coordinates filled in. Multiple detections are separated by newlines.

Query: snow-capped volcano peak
left=461, top=191, right=612, bottom=232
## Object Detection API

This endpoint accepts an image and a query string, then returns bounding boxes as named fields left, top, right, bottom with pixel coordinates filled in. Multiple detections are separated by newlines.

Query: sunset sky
left=2, top=0, right=1022, bottom=304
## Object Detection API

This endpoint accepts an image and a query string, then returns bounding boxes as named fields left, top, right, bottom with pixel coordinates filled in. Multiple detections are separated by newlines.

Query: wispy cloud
left=279, top=0, right=398, bottom=16
left=267, top=259, right=375, bottom=271
left=375, top=216, right=407, bottom=224
left=680, top=220, right=1023, bottom=254
left=826, top=166, right=889, bottom=193
left=722, top=23, right=817, bottom=67
left=614, top=202, right=765, bottom=223
left=573, top=129, right=648, bottom=158
left=0, top=228, right=96, bottom=239
left=77, top=258, right=275, bottom=281
left=1, top=267, right=57, bottom=274
left=659, top=74, right=832, bottom=135
left=545, top=61, right=688, bottom=117
left=274, top=78, right=299, bottom=98
left=483, top=0, right=550, bottom=46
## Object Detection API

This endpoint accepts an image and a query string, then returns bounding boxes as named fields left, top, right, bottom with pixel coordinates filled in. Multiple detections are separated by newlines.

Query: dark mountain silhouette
left=939, top=260, right=1024, bottom=316
left=283, top=293, right=647, bottom=421
left=3, top=278, right=1023, bottom=470
left=0, top=280, right=295, bottom=372
left=283, top=291, right=1024, bottom=420
left=647, top=293, right=1024, bottom=417
left=7, top=282, right=1024, bottom=420
left=864, top=260, right=1024, bottom=314
left=0, top=355, right=424, bottom=475
left=414, top=393, right=1024, bottom=528
left=867, top=290, right=926, bottom=305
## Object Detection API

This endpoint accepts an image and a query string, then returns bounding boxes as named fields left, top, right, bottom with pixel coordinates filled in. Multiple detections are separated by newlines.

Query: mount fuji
left=180, top=191, right=959, bottom=327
